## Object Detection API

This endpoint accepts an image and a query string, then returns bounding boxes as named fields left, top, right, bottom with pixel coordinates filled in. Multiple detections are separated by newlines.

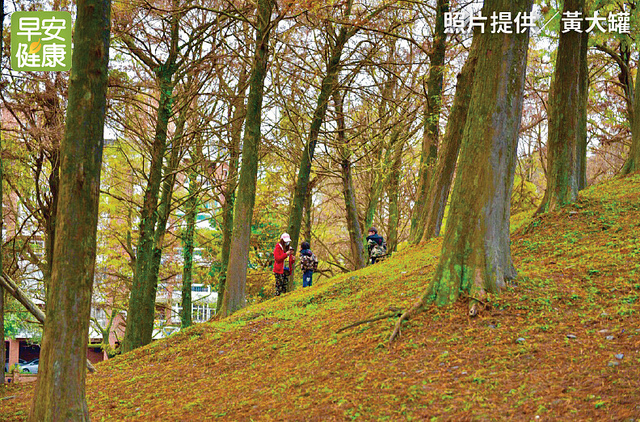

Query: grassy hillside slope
left=2, top=174, right=640, bottom=421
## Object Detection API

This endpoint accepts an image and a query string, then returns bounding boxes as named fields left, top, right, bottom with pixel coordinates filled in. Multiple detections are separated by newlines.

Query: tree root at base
left=468, top=297, right=486, bottom=317
left=336, top=308, right=402, bottom=334
left=389, top=297, right=429, bottom=343
left=389, top=296, right=488, bottom=342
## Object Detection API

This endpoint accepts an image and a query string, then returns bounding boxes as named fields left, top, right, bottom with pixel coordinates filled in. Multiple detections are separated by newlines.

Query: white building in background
left=154, top=282, right=218, bottom=339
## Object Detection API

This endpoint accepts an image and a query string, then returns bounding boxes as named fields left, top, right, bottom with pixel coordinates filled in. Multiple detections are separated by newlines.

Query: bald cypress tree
left=286, top=0, right=355, bottom=290
left=410, top=0, right=449, bottom=242
left=28, top=0, right=111, bottom=418
left=392, top=0, right=532, bottom=340
left=0, top=0, right=5, bottom=387
left=220, top=0, right=274, bottom=316
left=335, top=90, right=366, bottom=269
left=420, top=34, right=479, bottom=242
left=576, top=28, right=589, bottom=189
left=621, top=42, right=640, bottom=175
left=120, top=4, right=182, bottom=352
left=537, top=0, right=586, bottom=212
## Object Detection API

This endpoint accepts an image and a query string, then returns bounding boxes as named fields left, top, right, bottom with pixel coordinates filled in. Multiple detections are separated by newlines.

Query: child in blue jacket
left=299, top=241, right=318, bottom=287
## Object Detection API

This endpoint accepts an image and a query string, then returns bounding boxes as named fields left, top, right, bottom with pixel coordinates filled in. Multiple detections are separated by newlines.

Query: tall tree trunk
left=577, top=28, right=589, bottom=189
left=0, top=0, right=4, bottom=385
left=220, top=0, right=273, bottom=317
left=303, top=184, right=312, bottom=243
left=40, top=73, right=64, bottom=304
left=363, top=140, right=396, bottom=242
left=364, top=122, right=401, bottom=239
left=621, top=41, right=640, bottom=175
left=181, top=172, right=197, bottom=328
left=392, top=0, right=532, bottom=342
left=146, top=109, right=186, bottom=324
left=28, top=0, right=110, bottom=417
left=287, top=4, right=353, bottom=284
left=361, top=19, right=422, bottom=244
left=335, top=91, right=366, bottom=269
left=537, top=0, right=586, bottom=213
left=43, top=152, right=59, bottom=307
left=364, top=162, right=384, bottom=233
left=364, top=46, right=397, bottom=237
left=618, top=41, right=634, bottom=130
left=122, top=77, right=174, bottom=352
left=122, top=10, right=180, bottom=352
left=386, top=128, right=404, bottom=253
left=216, top=67, right=248, bottom=313
left=0, top=281, right=3, bottom=385
left=409, top=0, right=448, bottom=242
left=420, top=35, right=479, bottom=242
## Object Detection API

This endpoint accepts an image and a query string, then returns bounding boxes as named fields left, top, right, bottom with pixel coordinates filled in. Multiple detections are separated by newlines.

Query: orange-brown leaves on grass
left=2, top=174, right=640, bottom=420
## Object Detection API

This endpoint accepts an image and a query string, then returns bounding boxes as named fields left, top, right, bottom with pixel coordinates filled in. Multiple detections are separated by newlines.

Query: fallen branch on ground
left=389, top=293, right=433, bottom=343
left=389, top=306, right=419, bottom=342
left=337, top=308, right=403, bottom=334
left=390, top=295, right=487, bottom=342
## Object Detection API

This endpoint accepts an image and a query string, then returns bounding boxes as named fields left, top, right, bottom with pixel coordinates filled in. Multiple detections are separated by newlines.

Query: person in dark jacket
left=299, top=241, right=318, bottom=288
left=366, top=227, right=386, bottom=265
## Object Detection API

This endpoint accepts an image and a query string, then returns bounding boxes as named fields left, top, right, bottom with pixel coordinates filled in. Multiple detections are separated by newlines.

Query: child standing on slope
left=299, top=241, right=318, bottom=288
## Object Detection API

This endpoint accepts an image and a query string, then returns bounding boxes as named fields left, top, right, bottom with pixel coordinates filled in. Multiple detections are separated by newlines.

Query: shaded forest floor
left=2, top=173, right=640, bottom=421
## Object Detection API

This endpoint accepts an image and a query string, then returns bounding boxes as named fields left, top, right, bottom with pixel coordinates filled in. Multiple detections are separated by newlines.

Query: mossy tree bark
left=363, top=156, right=384, bottom=234
left=303, top=179, right=314, bottom=244
left=621, top=41, right=640, bottom=175
left=604, top=41, right=634, bottom=130
left=287, top=0, right=354, bottom=290
left=220, top=0, right=273, bottom=317
left=392, top=0, right=532, bottom=341
left=216, top=65, right=248, bottom=313
left=576, top=28, right=589, bottom=189
left=121, top=9, right=181, bottom=352
left=363, top=120, right=401, bottom=243
left=409, top=0, right=448, bottom=242
left=420, top=35, right=479, bottom=242
left=42, top=152, right=59, bottom=307
left=363, top=36, right=399, bottom=242
left=303, top=182, right=313, bottom=245
left=335, top=90, right=366, bottom=269
left=618, top=41, right=634, bottom=129
left=595, top=39, right=637, bottom=175
left=429, top=2, right=531, bottom=303
left=122, top=76, right=174, bottom=352
left=0, top=0, right=4, bottom=385
left=537, top=0, right=586, bottom=213
left=181, top=171, right=198, bottom=328
left=28, top=0, right=110, bottom=417
left=386, top=128, right=404, bottom=253
left=0, top=281, right=4, bottom=384
left=145, top=107, right=187, bottom=324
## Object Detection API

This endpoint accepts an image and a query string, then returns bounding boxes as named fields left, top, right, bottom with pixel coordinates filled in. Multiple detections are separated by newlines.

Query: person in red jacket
left=273, top=233, right=295, bottom=296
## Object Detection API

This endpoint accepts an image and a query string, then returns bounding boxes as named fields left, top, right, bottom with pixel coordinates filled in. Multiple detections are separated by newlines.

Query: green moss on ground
left=2, top=173, right=640, bottom=420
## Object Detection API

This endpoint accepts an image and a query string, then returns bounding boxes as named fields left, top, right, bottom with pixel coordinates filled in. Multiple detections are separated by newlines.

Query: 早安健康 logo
left=11, top=11, right=72, bottom=71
